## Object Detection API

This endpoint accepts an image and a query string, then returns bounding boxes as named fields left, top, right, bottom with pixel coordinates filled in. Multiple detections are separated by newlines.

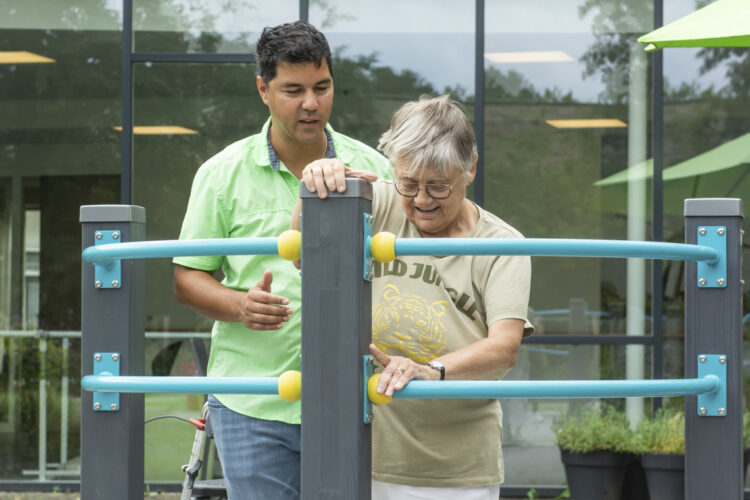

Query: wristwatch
left=427, top=360, right=445, bottom=380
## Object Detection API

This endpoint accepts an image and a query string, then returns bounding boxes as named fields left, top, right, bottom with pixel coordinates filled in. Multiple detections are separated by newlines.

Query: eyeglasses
left=389, top=178, right=461, bottom=200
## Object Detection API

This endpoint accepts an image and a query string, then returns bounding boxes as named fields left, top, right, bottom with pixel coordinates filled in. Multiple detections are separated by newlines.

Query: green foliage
left=554, top=405, right=635, bottom=454
left=633, top=408, right=684, bottom=455
left=744, top=407, right=750, bottom=449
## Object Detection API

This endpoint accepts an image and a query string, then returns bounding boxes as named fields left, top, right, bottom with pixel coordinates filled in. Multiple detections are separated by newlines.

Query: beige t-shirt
left=370, top=181, right=532, bottom=487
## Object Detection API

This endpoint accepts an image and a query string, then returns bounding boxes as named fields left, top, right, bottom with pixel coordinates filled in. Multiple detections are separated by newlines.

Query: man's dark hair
left=256, top=21, right=333, bottom=83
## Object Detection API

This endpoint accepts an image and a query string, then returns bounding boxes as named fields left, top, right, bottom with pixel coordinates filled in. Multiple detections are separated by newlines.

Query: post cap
left=684, top=198, right=743, bottom=218
left=300, top=178, right=373, bottom=200
left=80, top=205, right=146, bottom=223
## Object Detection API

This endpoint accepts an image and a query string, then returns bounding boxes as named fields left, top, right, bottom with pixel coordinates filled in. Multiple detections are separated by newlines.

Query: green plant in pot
left=554, top=405, right=635, bottom=500
left=634, top=408, right=684, bottom=500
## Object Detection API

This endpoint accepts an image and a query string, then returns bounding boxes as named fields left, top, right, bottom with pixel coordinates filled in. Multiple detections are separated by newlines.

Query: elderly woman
left=298, top=95, right=532, bottom=500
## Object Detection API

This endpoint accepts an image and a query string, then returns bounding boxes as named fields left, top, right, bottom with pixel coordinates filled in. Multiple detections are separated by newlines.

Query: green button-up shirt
left=174, top=118, right=392, bottom=423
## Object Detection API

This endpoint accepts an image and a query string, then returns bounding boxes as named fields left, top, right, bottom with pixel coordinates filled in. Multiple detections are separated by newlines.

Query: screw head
left=699, top=228, right=707, bottom=236
left=94, top=354, right=102, bottom=361
left=717, top=278, right=725, bottom=286
left=111, top=280, right=119, bottom=287
left=717, top=228, right=725, bottom=236
left=699, top=407, right=707, bottom=415
left=718, top=408, right=726, bottom=416
left=95, top=281, right=102, bottom=288
left=94, top=402, right=102, bottom=410
left=112, top=353, right=119, bottom=361
left=95, top=232, right=102, bottom=240
left=110, top=403, right=118, bottom=410
left=699, top=278, right=707, bottom=286
left=719, top=356, right=727, bottom=364
left=699, top=355, right=707, bottom=363
left=113, top=232, right=120, bottom=240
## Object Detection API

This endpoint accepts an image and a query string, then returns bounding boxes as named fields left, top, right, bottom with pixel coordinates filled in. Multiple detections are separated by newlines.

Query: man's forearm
left=174, top=265, right=242, bottom=323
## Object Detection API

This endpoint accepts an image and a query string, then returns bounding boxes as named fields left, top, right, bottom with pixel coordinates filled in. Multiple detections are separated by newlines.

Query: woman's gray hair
left=377, top=95, right=477, bottom=180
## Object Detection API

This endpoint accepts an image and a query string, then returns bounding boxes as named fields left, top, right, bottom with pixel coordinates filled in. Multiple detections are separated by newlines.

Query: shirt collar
left=266, top=123, right=337, bottom=171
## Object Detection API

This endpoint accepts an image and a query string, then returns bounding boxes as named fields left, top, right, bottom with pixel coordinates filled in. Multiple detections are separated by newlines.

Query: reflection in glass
left=311, top=0, right=475, bottom=152
left=485, top=0, right=653, bottom=433
left=502, top=343, right=653, bottom=486
left=133, top=0, right=297, bottom=53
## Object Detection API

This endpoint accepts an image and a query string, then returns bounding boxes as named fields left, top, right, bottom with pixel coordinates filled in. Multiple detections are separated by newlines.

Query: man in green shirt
left=173, top=21, right=391, bottom=499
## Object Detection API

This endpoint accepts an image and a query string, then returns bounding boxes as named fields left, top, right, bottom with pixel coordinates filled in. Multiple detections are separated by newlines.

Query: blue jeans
left=208, top=395, right=301, bottom=500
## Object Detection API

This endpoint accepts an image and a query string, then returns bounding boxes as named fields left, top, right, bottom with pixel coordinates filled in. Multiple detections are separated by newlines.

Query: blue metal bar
left=81, top=375, right=279, bottom=394
left=82, top=238, right=279, bottom=263
left=394, top=238, right=719, bottom=263
left=390, top=376, right=720, bottom=400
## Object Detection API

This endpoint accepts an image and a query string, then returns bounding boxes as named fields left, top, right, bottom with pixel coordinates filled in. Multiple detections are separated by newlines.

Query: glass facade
left=1, top=0, right=749, bottom=492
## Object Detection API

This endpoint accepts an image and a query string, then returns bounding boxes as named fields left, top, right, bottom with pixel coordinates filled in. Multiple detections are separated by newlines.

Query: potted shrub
left=554, top=405, right=635, bottom=500
left=634, top=408, right=684, bottom=500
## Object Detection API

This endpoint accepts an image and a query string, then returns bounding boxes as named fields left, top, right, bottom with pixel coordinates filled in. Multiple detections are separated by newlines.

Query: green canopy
left=594, top=133, right=750, bottom=215
left=638, top=0, right=750, bottom=52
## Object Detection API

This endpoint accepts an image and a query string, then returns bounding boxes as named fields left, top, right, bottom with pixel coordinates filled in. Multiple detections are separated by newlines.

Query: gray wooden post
left=684, top=198, right=743, bottom=499
left=300, top=179, right=372, bottom=499
left=80, top=205, right=146, bottom=500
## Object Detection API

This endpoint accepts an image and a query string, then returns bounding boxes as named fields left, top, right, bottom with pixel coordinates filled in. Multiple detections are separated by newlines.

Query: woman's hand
left=369, top=343, right=437, bottom=397
left=302, top=158, right=378, bottom=199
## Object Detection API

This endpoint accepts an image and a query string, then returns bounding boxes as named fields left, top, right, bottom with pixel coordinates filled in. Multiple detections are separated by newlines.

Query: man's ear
left=257, top=75, right=269, bottom=105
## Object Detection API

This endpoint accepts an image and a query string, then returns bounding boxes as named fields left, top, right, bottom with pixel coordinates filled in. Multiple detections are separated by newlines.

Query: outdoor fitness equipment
left=79, top=184, right=743, bottom=500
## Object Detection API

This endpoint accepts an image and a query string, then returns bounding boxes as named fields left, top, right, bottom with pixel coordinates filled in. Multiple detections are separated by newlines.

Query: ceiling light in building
left=0, top=51, right=55, bottom=64
left=484, top=51, right=574, bottom=63
left=546, top=119, right=628, bottom=129
left=113, top=126, right=199, bottom=135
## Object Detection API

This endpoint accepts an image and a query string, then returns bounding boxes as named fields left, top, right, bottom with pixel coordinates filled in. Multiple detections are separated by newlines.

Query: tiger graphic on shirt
left=372, top=283, right=449, bottom=363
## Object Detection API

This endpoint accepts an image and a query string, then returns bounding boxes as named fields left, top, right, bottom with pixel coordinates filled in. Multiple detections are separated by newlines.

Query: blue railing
left=82, top=237, right=280, bottom=262
left=394, top=238, right=719, bottom=263
left=82, top=375, right=279, bottom=394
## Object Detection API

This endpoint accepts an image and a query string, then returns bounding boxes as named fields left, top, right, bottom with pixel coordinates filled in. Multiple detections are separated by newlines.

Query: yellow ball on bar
left=277, top=230, right=301, bottom=261
left=371, top=232, right=396, bottom=263
left=367, top=374, right=393, bottom=405
left=278, top=370, right=302, bottom=402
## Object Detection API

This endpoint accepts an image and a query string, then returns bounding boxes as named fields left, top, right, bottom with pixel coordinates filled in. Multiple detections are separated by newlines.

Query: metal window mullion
left=121, top=0, right=133, bottom=204
left=651, top=0, right=665, bottom=414
left=474, top=0, right=485, bottom=207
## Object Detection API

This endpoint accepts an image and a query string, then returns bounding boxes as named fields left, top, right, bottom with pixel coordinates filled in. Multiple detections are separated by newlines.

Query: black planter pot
left=560, top=449, right=630, bottom=500
left=641, top=453, right=684, bottom=500
left=621, top=455, right=650, bottom=500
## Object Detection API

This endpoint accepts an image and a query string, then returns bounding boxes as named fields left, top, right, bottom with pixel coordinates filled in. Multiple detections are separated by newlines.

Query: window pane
left=0, top=0, right=123, bottom=481
left=486, top=0, right=653, bottom=339
left=310, top=0, right=475, bottom=151
left=133, top=0, right=297, bottom=53
left=661, top=1, right=750, bottom=401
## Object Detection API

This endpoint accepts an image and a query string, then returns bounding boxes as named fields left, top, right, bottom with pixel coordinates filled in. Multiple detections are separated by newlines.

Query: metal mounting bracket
left=93, top=352, right=120, bottom=411
left=93, top=230, right=122, bottom=289
left=363, top=355, right=374, bottom=424
left=697, top=226, right=727, bottom=288
left=363, top=213, right=373, bottom=282
left=697, top=354, right=727, bottom=417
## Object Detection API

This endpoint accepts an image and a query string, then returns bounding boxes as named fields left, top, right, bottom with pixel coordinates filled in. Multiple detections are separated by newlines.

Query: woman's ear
left=465, top=153, right=478, bottom=184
